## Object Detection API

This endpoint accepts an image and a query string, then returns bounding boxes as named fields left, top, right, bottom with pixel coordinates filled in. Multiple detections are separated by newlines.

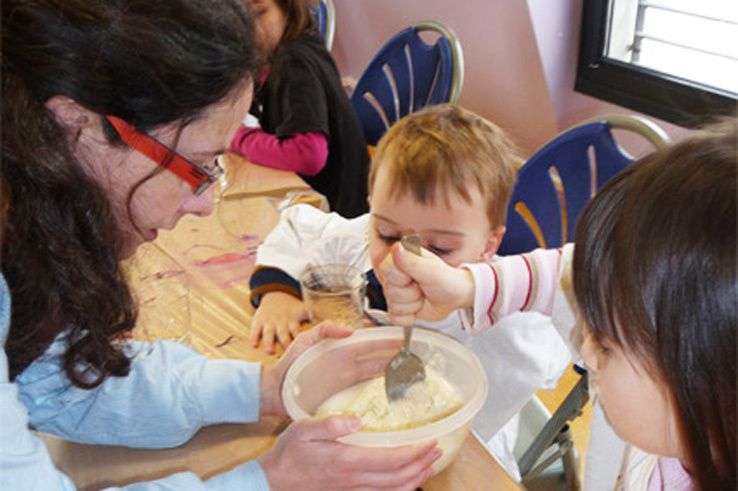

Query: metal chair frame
left=349, top=21, right=464, bottom=146
left=314, top=0, right=336, bottom=52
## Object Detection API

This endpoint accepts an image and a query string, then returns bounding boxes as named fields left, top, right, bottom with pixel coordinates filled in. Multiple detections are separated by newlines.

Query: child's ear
left=481, top=225, right=506, bottom=262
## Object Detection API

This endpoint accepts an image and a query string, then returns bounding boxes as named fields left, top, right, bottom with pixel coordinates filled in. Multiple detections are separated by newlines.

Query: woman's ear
left=44, top=95, right=104, bottom=142
left=481, top=225, right=506, bottom=262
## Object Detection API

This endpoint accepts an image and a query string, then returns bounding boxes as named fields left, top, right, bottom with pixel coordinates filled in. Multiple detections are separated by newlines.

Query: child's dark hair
left=276, top=0, right=317, bottom=43
left=572, top=119, right=736, bottom=490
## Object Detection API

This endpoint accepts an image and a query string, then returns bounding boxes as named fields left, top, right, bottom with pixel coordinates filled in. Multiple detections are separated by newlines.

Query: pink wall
left=331, top=0, right=558, bottom=156
left=526, top=0, right=688, bottom=157
left=331, top=0, right=689, bottom=158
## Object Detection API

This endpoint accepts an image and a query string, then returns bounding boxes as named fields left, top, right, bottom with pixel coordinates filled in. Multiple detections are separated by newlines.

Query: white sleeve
left=255, top=204, right=370, bottom=279
left=549, top=245, right=582, bottom=361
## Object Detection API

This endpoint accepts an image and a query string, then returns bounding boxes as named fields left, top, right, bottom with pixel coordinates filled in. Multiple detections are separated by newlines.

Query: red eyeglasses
left=105, top=115, right=224, bottom=196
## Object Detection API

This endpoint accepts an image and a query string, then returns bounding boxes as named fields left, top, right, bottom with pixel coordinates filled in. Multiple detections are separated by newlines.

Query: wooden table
left=42, top=154, right=520, bottom=490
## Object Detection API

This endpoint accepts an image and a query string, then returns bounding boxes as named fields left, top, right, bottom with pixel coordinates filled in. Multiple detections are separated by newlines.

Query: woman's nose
left=182, top=185, right=215, bottom=217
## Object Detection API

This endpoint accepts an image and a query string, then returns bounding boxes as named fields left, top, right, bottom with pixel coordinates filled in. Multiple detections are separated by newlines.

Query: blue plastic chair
left=350, top=21, right=464, bottom=146
left=312, top=0, right=335, bottom=51
left=503, top=115, right=669, bottom=488
left=499, top=114, right=670, bottom=255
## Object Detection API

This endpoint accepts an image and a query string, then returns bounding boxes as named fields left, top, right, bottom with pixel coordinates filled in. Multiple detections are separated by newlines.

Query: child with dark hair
left=379, top=119, right=737, bottom=490
left=230, top=0, right=370, bottom=218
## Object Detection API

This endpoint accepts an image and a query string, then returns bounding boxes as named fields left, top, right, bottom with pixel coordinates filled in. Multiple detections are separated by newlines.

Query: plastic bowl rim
left=282, top=326, right=489, bottom=446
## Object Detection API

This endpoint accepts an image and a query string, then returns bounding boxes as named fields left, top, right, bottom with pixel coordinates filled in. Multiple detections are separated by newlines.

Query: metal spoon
left=384, top=235, right=426, bottom=401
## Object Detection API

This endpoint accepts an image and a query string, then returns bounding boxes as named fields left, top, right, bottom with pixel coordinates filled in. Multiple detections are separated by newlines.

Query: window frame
left=576, top=0, right=737, bottom=128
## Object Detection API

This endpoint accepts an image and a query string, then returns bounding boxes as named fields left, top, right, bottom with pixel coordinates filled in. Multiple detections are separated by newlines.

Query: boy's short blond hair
left=368, top=104, right=521, bottom=227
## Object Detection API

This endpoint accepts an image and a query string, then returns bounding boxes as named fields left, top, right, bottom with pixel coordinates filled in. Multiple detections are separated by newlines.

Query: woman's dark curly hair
left=1, top=0, right=258, bottom=387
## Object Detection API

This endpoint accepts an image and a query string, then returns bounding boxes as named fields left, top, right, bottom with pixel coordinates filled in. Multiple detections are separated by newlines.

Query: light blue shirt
left=0, top=274, right=271, bottom=490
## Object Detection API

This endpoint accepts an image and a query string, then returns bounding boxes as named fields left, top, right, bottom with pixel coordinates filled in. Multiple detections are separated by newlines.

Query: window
left=576, top=0, right=737, bottom=127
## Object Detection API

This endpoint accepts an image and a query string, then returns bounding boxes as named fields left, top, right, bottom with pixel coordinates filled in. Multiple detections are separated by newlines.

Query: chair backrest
left=313, top=0, right=335, bottom=51
left=498, top=115, right=670, bottom=255
left=350, top=21, right=464, bottom=146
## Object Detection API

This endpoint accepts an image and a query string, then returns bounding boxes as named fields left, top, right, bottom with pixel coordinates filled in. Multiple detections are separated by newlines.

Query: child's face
left=367, top=165, right=504, bottom=274
left=248, top=0, right=286, bottom=58
left=581, top=332, right=684, bottom=459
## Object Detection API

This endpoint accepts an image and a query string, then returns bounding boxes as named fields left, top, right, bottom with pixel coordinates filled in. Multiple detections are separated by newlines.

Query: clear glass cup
left=300, top=264, right=367, bottom=330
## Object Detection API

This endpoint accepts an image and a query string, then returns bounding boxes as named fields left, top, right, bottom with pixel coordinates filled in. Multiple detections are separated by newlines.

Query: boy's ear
left=482, top=225, right=506, bottom=262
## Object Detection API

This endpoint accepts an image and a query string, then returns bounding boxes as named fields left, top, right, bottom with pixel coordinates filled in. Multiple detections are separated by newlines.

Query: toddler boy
left=248, top=104, right=571, bottom=478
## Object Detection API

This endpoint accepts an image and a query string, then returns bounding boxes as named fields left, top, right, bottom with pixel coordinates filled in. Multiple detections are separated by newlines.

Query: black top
left=251, top=33, right=369, bottom=218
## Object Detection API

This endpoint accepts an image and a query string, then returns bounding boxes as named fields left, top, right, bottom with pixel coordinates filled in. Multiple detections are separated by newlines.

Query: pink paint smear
left=183, top=233, right=261, bottom=288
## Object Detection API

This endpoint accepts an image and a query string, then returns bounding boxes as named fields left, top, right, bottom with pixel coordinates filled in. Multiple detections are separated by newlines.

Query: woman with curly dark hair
left=0, top=1, right=439, bottom=489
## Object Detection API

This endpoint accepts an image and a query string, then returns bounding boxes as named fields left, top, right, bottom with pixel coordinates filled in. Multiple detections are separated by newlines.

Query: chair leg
left=555, top=425, right=581, bottom=491
left=519, top=373, right=589, bottom=479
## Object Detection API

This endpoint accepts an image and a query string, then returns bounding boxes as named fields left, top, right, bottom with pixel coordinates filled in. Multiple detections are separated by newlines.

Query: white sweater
left=254, top=205, right=572, bottom=479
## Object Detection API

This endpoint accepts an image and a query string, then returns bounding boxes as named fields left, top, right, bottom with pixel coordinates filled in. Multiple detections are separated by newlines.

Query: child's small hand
left=250, top=292, right=309, bottom=354
left=379, top=242, right=475, bottom=324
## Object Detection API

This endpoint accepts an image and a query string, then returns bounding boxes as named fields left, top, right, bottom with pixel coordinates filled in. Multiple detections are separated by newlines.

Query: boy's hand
left=379, top=243, right=475, bottom=325
left=250, top=291, right=309, bottom=354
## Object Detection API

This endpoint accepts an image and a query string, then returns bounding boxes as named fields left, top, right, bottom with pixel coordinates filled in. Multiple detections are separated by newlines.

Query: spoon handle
left=400, top=234, right=422, bottom=255
left=403, top=325, right=413, bottom=349
left=399, top=235, right=422, bottom=348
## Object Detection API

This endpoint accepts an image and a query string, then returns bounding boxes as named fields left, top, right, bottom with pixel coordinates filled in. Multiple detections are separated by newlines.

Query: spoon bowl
left=385, top=325, right=426, bottom=400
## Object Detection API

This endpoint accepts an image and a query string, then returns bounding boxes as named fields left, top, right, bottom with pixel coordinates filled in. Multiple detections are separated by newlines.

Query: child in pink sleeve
left=231, top=0, right=370, bottom=218
left=379, top=119, right=736, bottom=490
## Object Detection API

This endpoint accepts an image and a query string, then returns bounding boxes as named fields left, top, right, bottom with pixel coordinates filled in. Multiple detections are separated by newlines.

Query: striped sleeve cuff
left=460, top=262, right=497, bottom=334
left=249, top=266, right=301, bottom=307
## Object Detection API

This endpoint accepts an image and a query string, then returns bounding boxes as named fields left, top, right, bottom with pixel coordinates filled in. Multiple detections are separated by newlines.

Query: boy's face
left=367, top=165, right=504, bottom=273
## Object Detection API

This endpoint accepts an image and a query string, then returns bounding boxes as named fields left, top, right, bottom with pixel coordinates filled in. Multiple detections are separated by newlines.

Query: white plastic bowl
left=282, top=326, right=488, bottom=474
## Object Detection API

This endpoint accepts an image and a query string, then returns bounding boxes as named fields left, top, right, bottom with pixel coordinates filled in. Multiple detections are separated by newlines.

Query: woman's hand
left=250, top=291, right=309, bottom=354
left=259, top=321, right=352, bottom=418
left=259, top=416, right=441, bottom=491
left=378, top=243, right=475, bottom=326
